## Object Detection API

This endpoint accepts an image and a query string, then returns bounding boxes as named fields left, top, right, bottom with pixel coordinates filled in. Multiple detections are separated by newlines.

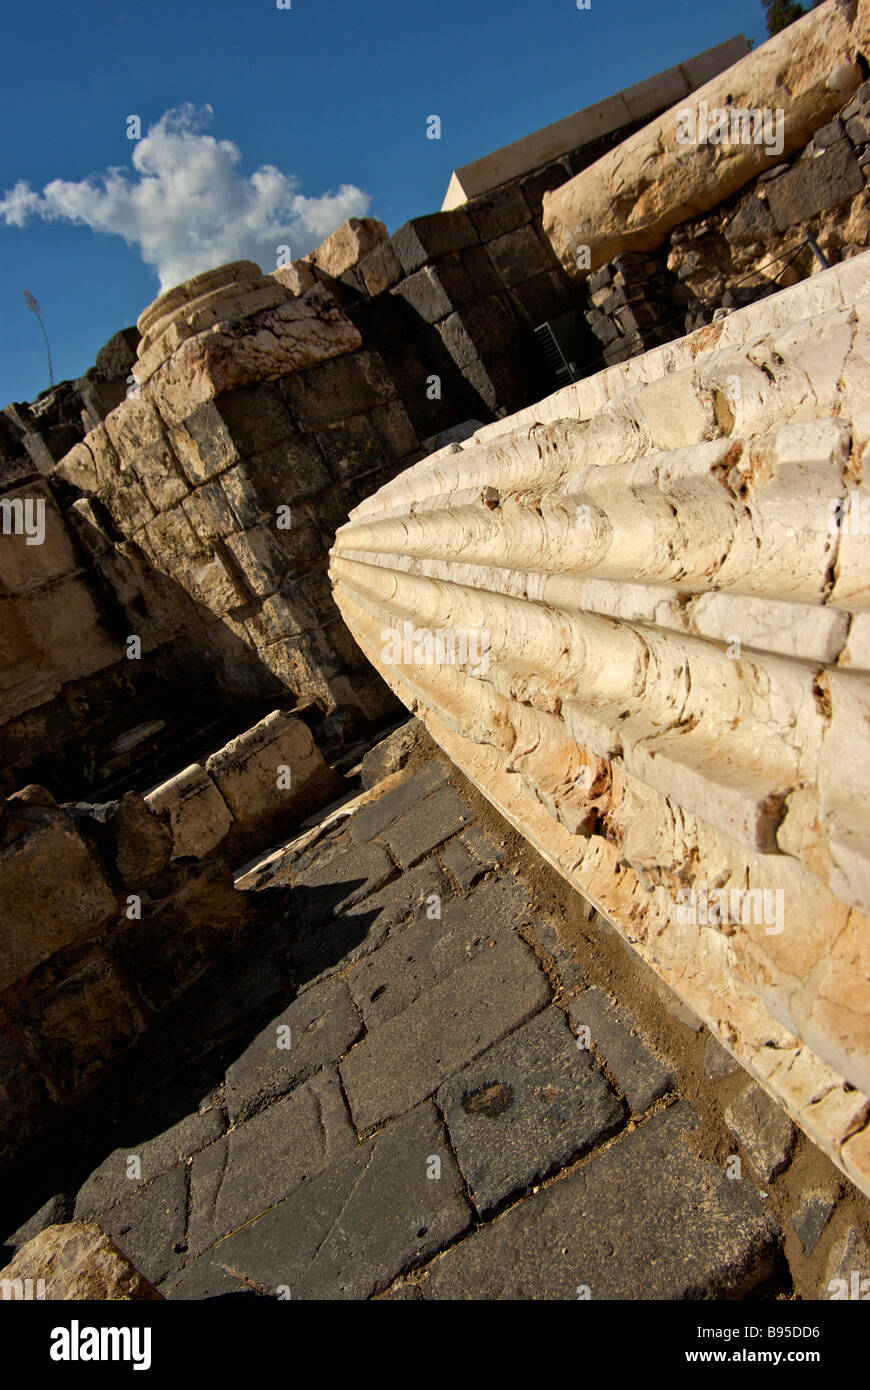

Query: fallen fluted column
left=330, top=252, right=870, bottom=1197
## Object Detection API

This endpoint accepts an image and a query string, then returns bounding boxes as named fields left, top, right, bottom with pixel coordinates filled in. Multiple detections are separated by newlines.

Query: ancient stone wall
left=0, top=710, right=337, bottom=1172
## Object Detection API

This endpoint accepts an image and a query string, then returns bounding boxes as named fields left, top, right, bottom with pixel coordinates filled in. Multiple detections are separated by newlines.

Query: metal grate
left=534, top=322, right=575, bottom=390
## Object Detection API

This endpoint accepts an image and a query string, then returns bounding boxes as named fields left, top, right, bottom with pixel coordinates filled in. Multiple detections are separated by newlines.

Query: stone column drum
left=330, top=253, right=870, bottom=1198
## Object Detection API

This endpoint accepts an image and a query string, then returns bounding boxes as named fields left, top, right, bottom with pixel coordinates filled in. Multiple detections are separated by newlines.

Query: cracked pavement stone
left=81, top=1165, right=188, bottom=1287
left=348, top=761, right=449, bottom=846
left=346, top=882, right=513, bottom=1029
left=436, top=1006, right=625, bottom=1213
left=384, top=784, right=471, bottom=867
left=568, top=987, right=675, bottom=1113
left=440, top=825, right=502, bottom=890
left=208, top=1102, right=472, bottom=1299
left=341, top=929, right=551, bottom=1131
left=792, top=1188, right=838, bottom=1257
left=225, top=977, right=362, bottom=1123
left=421, top=1103, right=781, bottom=1299
left=725, top=1082, right=796, bottom=1183
left=74, top=1107, right=225, bottom=1218
left=197, top=1066, right=355, bottom=1243
left=291, top=859, right=453, bottom=986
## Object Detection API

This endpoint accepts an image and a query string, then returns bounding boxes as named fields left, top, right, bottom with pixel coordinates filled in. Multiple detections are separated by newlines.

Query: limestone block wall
left=564, top=40, right=870, bottom=372
left=543, top=0, right=869, bottom=275
left=330, top=253, right=870, bottom=1199
left=0, top=457, right=282, bottom=800
left=1, top=327, right=140, bottom=486
left=51, top=261, right=431, bottom=730
left=0, top=710, right=335, bottom=1173
left=666, top=78, right=870, bottom=331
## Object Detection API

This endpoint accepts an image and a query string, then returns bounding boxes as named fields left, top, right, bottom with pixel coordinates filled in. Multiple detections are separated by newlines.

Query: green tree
left=762, top=0, right=820, bottom=37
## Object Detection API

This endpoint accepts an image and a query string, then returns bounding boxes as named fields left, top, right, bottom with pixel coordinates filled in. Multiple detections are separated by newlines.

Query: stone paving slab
left=290, top=858, right=452, bottom=985
left=74, top=1107, right=225, bottom=1217
left=726, top=1082, right=797, bottom=1183
left=42, top=743, right=839, bottom=1301
left=203, top=1102, right=472, bottom=1299
left=86, top=1165, right=188, bottom=1287
left=348, top=761, right=449, bottom=846
left=383, top=783, right=472, bottom=867
left=289, top=839, right=398, bottom=924
left=793, top=1188, right=838, bottom=1257
left=195, top=1066, right=355, bottom=1245
left=420, top=1103, right=781, bottom=1300
left=439, top=825, right=502, bottom=891
left=568, top=986, right=675, bottom=1113
left=341, top=930, right=551, bottom=1131
left=345, top=879, right=513, bottom=1029
left=436, top=1006, right=625, bottom=1214
left=224, top=976, right=362, bottom=1123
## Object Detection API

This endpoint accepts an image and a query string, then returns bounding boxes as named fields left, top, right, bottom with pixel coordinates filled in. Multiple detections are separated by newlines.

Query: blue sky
left=1, top=0, right=768, bottom=405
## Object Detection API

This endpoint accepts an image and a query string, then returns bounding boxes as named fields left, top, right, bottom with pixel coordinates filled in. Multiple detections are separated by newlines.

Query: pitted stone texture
left=542, top=4, right=865, bottom=275
left=224, top=978, right=362, bottom=1122
left=329, top=254, right=870, bottom=1200
left=568, top=989, right=675, bottom=1114
left=436, top=1006, right=625, bottom=1213
left=726, top=1082, right=797, bottom=1183
left=341, top=927, right=550, bottom=1131
left=191, top=1067, right=354, bottom=1247
left=422, top=1103, right=780, bottom=1299
left=0, top=1222, right=163, bottom=1300
left=204, top=1102, right=472, bottom=1299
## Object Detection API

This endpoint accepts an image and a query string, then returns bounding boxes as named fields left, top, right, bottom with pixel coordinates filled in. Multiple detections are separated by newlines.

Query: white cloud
left=0, top=104, right=371, bottom=290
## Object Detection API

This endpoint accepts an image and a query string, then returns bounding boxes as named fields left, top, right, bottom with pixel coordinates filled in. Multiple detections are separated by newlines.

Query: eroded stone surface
left=0, top=1222, right=163, bottom=1299
left=542, top=3, right=867, bottom=275
left=422, top=1104, right=780, bottom=1299
left=329, top=254, right=870, bottom=1199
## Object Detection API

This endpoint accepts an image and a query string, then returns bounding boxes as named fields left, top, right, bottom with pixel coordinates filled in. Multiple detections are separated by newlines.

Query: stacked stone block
left=0, top=709, right=338, bottom=1171
left=347, top=203, right=583, bottom=414
left=583, top=251, right=685, bottom=366
left=664, top=81, right=870, bottom=331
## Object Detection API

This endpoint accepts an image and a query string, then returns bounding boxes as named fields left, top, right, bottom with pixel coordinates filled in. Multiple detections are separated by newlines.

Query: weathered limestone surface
left=302, top=217, right=389, bottom=278
left=204, top=709, right=342, bottom=844
left=543, top=0, right=869, bottom=275
left=0, top=1222, right=163, bottom=1299
left=144, top=762, right=233, bottom=861
left=330, top=253, right=870, bottom=1198
left=0, top=814, right=116, bottom=993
